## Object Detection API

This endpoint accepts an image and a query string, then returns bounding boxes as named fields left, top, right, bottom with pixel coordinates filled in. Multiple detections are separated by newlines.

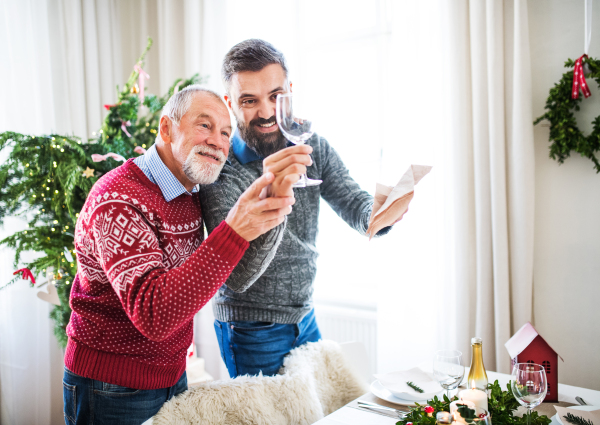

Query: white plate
left=554, top=406, right=600, bottom=425
left=370, top=380, right=442, bottom=407
left=374, top=369, right=444, bottom=401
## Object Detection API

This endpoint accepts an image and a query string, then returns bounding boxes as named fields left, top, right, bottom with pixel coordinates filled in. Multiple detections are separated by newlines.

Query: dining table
left=313, top=367, right=600, bottom=425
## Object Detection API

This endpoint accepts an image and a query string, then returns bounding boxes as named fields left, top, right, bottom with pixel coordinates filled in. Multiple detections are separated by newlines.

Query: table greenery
left=408, top=382, right=425, bottom=393
left=563, top=413, right=594, bottom=425
left=396, top=380, right=552, bottom=425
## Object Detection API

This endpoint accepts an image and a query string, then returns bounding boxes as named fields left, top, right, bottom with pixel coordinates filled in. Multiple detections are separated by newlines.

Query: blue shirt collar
left=134, top=144, right=198, bottom=202
left=231, top=131, right=262, bottom=164
left=231, top=130, right=294, bottom=164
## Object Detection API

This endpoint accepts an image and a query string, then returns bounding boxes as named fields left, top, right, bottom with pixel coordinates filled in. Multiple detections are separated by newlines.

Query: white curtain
left=436, top=0, right=535, bottom=374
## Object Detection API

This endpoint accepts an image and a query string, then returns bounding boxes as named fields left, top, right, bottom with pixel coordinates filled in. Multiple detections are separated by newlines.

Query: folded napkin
left=367, top=164, right=432, bottom=239
left=555, top=406, right=600, bottom=424
left=374, top=367, right=441, bottom=396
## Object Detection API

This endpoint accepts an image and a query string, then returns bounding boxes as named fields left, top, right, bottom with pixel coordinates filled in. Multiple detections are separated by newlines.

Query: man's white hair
left=157, top=85, right=223, bottom=142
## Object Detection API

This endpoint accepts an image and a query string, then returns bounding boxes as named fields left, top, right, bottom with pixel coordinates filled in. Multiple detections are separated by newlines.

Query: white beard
left=182, top=145, right=226, bottom=185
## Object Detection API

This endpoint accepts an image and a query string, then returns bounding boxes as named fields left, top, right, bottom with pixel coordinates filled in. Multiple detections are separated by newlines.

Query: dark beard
left=237, top=116, right=288, bottom=158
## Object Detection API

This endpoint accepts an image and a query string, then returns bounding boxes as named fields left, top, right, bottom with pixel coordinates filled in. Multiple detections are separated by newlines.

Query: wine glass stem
left=527, top=408, right=531, bottom=425
left=447, top=389, right=451, bottom=400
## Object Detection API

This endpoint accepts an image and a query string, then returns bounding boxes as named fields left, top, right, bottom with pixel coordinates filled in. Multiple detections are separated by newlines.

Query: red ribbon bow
left=121, top=120, right=132, bottom=137
left=572, top=54, right=591, bottom=99
left=91, top=152, right=126, bottom=163
left=133, top=63, right=150, bottom=102
left=13, top=268, right=36, bottom=285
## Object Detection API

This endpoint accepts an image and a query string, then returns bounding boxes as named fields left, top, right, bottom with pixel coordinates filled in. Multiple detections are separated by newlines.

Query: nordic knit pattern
left=65, top=160, right=249, bottom=390
left=199, top=134, right=391, bottom=325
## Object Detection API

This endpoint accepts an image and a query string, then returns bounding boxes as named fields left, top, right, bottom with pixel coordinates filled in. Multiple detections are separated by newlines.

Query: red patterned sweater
left=65, top=160, right=249, bottom=390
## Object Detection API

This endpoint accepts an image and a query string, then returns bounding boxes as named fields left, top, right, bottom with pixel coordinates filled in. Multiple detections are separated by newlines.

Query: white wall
left=528, top=0, right=600, bottom=391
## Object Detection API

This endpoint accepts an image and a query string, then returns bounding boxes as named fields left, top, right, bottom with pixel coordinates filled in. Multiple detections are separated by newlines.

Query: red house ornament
left=505, top=322, right=563, bottom=402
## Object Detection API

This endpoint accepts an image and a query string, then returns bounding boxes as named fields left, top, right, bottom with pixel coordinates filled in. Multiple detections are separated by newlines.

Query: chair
left=149, top=339, right=368, bottom=425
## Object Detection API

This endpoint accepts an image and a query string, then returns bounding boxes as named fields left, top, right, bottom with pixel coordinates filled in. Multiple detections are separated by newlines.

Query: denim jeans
left=63, top=367, right=187, bottom=425
left=214, top=308, right=322, bottom=378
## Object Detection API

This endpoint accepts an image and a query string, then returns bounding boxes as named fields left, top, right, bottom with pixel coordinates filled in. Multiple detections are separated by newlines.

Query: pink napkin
left=554, top=406, right=600, bottom=424
left=366, top=164, right=432, bottom=239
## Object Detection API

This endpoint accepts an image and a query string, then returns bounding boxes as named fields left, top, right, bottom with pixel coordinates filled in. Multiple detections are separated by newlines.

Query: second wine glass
left=433, top=350, right=465, bottom=400
left=275, top=93, right=322, bottom=187
left=511, top=363, right=547, bottom=425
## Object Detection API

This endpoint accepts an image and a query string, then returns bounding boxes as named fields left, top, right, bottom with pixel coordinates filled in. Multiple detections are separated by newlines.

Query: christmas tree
left=0, top=38, right=204, bottom=347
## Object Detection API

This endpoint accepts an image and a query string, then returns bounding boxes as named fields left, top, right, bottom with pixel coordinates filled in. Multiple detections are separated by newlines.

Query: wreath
left=534, top=56, right=600, bottom=172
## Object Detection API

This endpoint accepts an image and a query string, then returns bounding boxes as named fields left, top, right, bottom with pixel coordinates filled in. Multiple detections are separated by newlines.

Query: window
left=219, top=1, right=445, bottom=372
left=542, top=360, right=551, bottom=374
left=223, top=0, right=394, bottom=308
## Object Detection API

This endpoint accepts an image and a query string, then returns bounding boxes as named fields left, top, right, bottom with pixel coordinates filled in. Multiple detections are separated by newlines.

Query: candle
left=458, top=388, right=488, bottom=412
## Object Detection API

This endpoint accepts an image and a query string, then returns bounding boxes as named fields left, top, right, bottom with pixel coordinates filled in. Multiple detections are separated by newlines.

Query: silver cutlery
left=358, top=400, right=411, bottom=412
left=356, top=401, right=410, bottom=419
left=576, top=396, right=588, bottom=406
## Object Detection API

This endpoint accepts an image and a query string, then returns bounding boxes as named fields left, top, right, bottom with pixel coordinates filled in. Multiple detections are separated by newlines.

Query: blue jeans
left=214, top=308, right=322, bottom=378
left=63, top=367, right=187, bottom=425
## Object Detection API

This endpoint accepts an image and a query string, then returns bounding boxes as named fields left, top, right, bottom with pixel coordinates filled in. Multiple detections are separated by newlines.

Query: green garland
left=396, top=380, right=551, bottom=425
left=0, top=38, right=204, bottom=348
left=534, top=56, right=600, bottom=172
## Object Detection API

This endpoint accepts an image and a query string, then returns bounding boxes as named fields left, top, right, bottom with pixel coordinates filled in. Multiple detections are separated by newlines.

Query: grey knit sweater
left=199, top=133, right=391, bottom=324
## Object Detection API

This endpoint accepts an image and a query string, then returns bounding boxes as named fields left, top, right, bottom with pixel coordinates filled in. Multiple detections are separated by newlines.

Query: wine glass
left=275, top=93, right=322, bottom=187
left=511, top=363, right=547, bottom=425
left=433, top=350, right=465, bottom=400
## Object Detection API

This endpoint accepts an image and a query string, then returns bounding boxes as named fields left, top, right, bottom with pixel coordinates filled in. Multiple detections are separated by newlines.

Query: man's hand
left=262, top=145, right=313, bottom=198
left=225, top=172, right=295, bottom=241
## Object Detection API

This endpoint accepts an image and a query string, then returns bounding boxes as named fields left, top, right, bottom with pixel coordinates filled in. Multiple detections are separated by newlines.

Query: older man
left=199, top=40, right=392, bottom=379
left=63, top=86, right=310, bottom=424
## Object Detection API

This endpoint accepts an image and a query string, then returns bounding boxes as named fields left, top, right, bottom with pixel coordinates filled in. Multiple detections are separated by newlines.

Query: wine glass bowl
left=511, top=363, right=547, bottom=425
left=275, top=93, right=321, bottom=187
left=433, top=350, right=465, bottom=399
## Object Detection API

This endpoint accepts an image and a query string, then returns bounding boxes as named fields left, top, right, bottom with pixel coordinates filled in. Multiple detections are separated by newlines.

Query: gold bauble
left=130, top=84, right=140, bottom=94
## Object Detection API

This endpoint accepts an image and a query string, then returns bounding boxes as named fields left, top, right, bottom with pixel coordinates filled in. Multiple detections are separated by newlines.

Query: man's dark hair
left=222, top=39, right=288, bottom=90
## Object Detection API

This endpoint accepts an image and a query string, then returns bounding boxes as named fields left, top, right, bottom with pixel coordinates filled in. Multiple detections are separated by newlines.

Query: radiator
left=314, top=303, right=378, bottom=375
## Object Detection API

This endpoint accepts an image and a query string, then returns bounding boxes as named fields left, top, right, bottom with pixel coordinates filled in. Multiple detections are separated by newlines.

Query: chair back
left=339, top=341, right=373, bottom=385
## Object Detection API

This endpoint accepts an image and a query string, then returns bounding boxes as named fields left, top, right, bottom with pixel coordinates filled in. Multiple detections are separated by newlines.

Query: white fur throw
left=152, top=340, right=367, bottom=425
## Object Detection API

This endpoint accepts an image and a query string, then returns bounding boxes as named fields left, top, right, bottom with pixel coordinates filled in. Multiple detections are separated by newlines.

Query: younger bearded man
left=200, top=40, right=392, bottom=378
left=63, top=86, right=310, bottom=424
